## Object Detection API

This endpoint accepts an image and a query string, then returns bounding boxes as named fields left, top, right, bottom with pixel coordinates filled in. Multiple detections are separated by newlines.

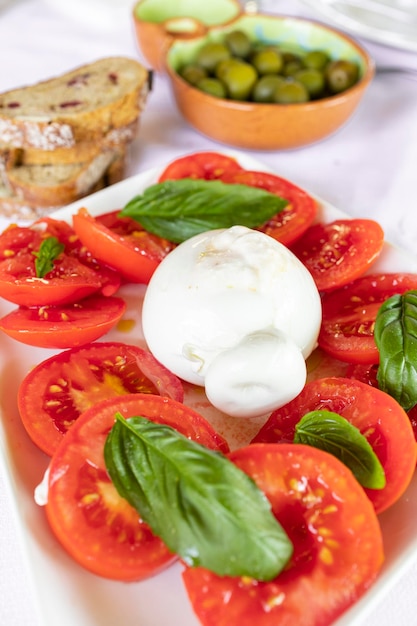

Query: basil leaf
left=33, top=236, right=65, bottom=278
left=104, top=413, right=293, bottom=581
left=374, top=290, right=417, bottom=411
left=120, top=178, right=287, bottom=243
left=294, top=410, right=386, bottom=489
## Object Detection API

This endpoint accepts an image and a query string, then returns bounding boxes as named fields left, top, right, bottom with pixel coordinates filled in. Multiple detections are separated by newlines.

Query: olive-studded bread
left=0, top=57, right=150, bottom=150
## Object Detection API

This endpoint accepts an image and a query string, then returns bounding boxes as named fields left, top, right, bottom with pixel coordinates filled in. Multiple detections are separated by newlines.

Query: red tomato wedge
left=0, top=295, right=126, bottom=349
left=290, top=219, right=385, bottom=292
left=183, top=442, right=384, bottom=626
left=319, top=273, right=417, bottom=364
left=0, top=218, right=120, bottom=306
left=18, top=341, right=184, bottom=455
left=44, top=393, right=229, bottom=581
left=72, top=208, right=175, bottom=284
left=253, top=377, right=417, bottom=514
left=220, top=170, right=318, bottom=247
left=158, top=152, right=243, bottom=181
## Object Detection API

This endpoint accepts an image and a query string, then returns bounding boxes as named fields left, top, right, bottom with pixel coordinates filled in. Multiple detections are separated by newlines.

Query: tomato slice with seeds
left=0, top=218, right=120, bottom=306
left=319, top=273, right=417, bottom=364
left=290, top=219, right=384, bottom=292
left=252, top=377, right=417, bottom=514
left=0, top=295, right=126, bottom=349
left=220, top=169, right=318, bottom=247
left=44, top=393, right=229, bottom=581
left=72, top=208, right=175, bottom=284
left=18, top=341, right=184, bottom=455
left=158, top=152, right=243, bottom=182
left=183, top=442, right=384, bottom=626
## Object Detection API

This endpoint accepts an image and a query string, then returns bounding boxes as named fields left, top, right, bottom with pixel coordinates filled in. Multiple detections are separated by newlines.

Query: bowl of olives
left=164, top=13, right=375, bottom=150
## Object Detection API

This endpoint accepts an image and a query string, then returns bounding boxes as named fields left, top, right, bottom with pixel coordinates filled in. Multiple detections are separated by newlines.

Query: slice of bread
left=0, top=149, right=127, bottom=219
left=2, top=119, right=139, bottom=167
left=0, top=57, right=149, bottom=150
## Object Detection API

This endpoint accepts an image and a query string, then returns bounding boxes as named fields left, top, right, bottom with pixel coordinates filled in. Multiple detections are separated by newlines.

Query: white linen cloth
left=0, top=0, right=417, bottom=624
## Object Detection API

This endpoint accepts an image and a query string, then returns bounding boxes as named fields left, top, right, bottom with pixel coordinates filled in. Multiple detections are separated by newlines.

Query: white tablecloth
left=1, top=1, right=417, bottom=624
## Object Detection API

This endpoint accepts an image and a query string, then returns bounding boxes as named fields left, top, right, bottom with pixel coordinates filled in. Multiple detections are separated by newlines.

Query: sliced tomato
left=158, top=152, right=244, bottom=182
left=183, top=442, right=384, bottom=626
left=0, top=295, right=126, bottom=349
left=319, top=273, right=417, bottom=364
left=17, top=341, right=184, bottom=455
left=0, top=218, right=121, bottom=306
left=72, top=208, right=175, bottom=284
left=253, top=377, right=417, bottom=514
left=290, top=219, right=384, bottom=292
left=44, top=393, right=229, bottom=581
left=220, top=170, right=318, bottom=247
left=345, top=362, right=417, bottom=442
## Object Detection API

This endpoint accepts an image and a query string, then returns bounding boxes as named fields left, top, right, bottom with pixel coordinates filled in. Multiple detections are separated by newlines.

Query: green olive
left=224, top=30, right=252, bottom=59
left=303, top=50, right=331, bottom=71
left=179, top=64, right=208, bottom=86
left=222, top=61, right=258, bottom=100
left=196, top=77, right=227, bottom=98
left=283, top=58, right=304, bottom=77
left=273, top=79, right=310, bottom=104
left=215, top=57, right=243, bottom=81
left=294, top=68, right=325, bottom=98
left=252, top=75, right=286, bottom=103
left=325, top=60, right=360, bottom=93
left=195, top=42, right=231, bottom=74
left=251, top=49, right=284, bottom=76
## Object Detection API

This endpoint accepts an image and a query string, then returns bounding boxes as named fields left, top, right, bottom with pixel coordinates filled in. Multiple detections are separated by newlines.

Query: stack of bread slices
left=0, top=56, right=150, bottom=220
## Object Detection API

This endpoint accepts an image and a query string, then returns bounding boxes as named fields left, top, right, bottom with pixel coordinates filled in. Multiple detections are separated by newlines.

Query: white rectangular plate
left=1, top=151, right=417, bottom=626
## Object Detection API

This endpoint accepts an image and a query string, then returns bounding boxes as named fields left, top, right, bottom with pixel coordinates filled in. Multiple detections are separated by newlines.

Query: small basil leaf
left=294, top=410, right=386, bottom=489
left=104, top=413, right=293, bottom=581
left=32, top=236, right=65, bottom=278
left=120, top=178, right=287, bottom=243
left=374, top=290, right=417, bottom=411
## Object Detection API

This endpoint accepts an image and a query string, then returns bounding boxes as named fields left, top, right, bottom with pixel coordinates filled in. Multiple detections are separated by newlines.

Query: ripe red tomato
left=72, top=208, right=175, bottom=284
left=44, top=394, right=229, bottom=581
left=158, top=152, right=243, bottom=181
left=319, top=273, right=417, bottom=364
left=18, top=341, right=184, bottom=455
left=183, top=442, right=384, bottom=626
left=345, top=362, right=417, bottom=442
left=0, top=294, right=126, bottom=349
left=253, top=377, right=417, bottom=514
left=219, top=169, right=318, bottom=247
left=291, top=219, right=385, bottom=292
left=0, top=218, right=120, bottom=306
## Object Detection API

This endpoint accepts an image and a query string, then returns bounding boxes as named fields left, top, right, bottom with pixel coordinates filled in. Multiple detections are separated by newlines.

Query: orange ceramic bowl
left=132, top=0, right=242, bottom=72
left=165, top=14, right=375, bottom=150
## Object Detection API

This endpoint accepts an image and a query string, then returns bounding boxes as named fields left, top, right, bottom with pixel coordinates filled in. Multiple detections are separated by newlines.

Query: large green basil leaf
left=120, top=178, right=287, bottom=243
left=375, top=290, right=417, bottom=411
left=104, top=414, right=293, bottom=581
left=294, top=410, right=386, bottom=489
left=33, top=236, right=65, bottom=278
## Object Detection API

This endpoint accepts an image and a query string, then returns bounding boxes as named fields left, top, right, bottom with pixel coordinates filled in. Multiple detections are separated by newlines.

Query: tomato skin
left=17, top=341, right=185, bottom=456
left=158, top=152, right=243, bottom=182
left=72, top=208, right=175, bottom=284
left=220, top=170, right=318, bottom=247
left=0, top=295, right=126, bottom=349
left=45, top=393, right=229, bottom=581
left=291, top=219, right=385, bottom=292
left=319, top=273, right=417, bottom=364
left=253, top=377, right=417, bottom=514
left=183, top=443, right=383, bottom=626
